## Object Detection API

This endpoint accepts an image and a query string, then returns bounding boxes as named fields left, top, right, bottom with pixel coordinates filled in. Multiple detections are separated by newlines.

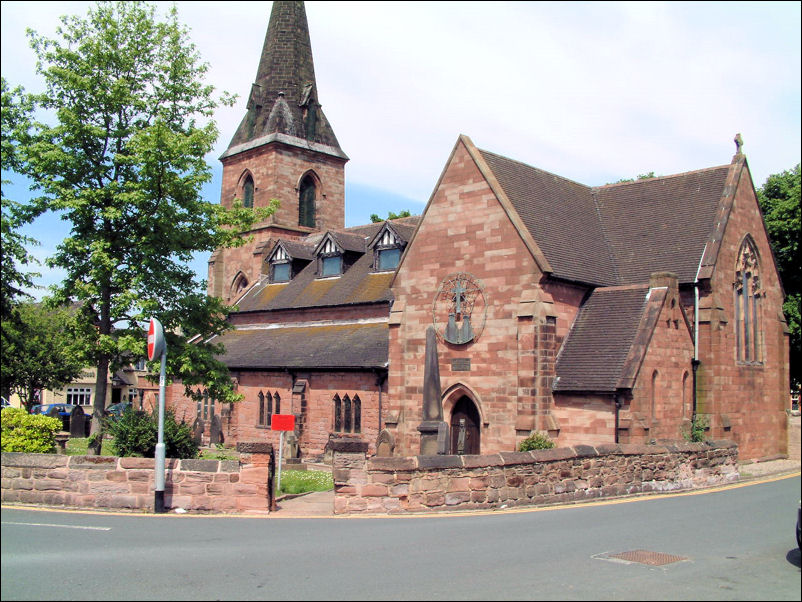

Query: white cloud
left=2, top=0, right=800, bottom=290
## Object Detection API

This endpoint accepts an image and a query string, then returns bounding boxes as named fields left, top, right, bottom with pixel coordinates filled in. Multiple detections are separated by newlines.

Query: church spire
left=225, top=0, right=344, bottom=157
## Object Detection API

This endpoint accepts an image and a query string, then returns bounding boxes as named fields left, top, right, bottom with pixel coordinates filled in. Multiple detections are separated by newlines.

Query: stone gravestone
left=191, top=417, right=204, bottom=447
left=209, top=414, right=223, bottom=445
left=69, top=405, right=86, bottom=438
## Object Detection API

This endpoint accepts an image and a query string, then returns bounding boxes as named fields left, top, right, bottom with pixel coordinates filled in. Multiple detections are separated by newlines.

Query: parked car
left=30, top=403, right=80, bottom=417
left=105, top=401, right=131, bottom=419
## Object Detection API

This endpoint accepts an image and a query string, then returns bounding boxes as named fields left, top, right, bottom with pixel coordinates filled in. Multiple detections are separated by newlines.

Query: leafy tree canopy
left=1, top=301, right=91, bottom=410
left=11, top=1, right=275, bottom=441
left=370, top=209, right=413, bottom=223
left=757, top=163, right=801, bottom=387
left=1, top=78, right=39, bottom=323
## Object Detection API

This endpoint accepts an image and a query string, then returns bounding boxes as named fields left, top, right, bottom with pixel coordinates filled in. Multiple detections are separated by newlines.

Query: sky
left=2, top=1, right=800, bottom=297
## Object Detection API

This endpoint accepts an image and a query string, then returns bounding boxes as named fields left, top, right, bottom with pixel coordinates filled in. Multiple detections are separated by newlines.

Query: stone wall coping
left=329, top=440, right=369, bottom=453
left=236, top=442, right=274, bottom=454
left=180, top=459, right=221, bottom=473
left=1, top=452, right=69, bottom=468
left=357, top=440, right=739, bottom=474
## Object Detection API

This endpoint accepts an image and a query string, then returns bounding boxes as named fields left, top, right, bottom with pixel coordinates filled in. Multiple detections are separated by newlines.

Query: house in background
left=166, top=1, right=790, bottom=461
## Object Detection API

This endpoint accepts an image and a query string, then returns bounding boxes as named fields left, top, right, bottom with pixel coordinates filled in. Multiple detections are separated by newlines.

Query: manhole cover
left=607, top=549, right=688, bottom=566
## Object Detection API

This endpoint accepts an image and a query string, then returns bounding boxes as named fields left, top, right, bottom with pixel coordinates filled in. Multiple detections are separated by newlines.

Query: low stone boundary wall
left=331, top=440, right=739, bottom=515
left=1, top=442, right=275, bottom=514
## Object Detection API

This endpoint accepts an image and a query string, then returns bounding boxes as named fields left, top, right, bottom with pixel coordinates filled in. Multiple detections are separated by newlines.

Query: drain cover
left=607, top=549, right=688, bottom=566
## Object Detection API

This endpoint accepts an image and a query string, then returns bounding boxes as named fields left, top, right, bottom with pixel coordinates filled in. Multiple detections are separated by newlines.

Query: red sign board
left=147, top=318, right=165, bottom=361
left=271, top=414, right=295, bottom=431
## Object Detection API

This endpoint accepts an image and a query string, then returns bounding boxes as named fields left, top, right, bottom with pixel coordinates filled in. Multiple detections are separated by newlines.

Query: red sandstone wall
left=627, top=288, right=695, bottom=443
left=389, top=139, right=552, bottom=455
left=697, top=164, right=789, bottom=458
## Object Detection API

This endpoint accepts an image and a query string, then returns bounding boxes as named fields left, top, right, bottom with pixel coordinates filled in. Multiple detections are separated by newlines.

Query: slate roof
left=595, top=166, right=731, bottom=285
left=223, top=1, right=344, bottom=158
left=554, top=285, right=662, bottom=392
left=236, top=217, right=420, bottom=313
left=480, top=148, right=732, bottom=286
left=210, top=322, right=389, bottom=370
left=480, top=149, right=618, bottom=286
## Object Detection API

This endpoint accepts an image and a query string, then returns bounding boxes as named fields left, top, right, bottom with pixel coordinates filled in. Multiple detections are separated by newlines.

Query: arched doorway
left=450, top=396, right=480, bottom=455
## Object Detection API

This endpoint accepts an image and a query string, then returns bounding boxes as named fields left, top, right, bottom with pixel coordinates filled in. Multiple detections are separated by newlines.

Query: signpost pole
left=154, top=350, right=167, bottom=513
left=277, top=430, right=284, bottom=493
left=148, top=317, right=167, bottom=514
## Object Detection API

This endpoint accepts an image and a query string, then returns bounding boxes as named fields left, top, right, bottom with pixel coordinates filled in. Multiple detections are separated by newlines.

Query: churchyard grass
left=65, top=437, right=115, bottom=455
left=278, top=470, right=334, bottom=495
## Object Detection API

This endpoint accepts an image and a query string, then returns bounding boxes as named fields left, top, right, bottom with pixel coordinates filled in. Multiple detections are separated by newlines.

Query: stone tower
left=208, top=0, right=348, bottom=302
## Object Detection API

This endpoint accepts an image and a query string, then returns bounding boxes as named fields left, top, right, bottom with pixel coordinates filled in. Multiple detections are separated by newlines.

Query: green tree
left=609, top=171, right=657, bottom=185
left=757, top=164, right=801, bottom=387
left=14, top=2, right=273, bottom=450
left=370, top=209, right=413, bottom=223
left=1, top=302, right=90, bottom=410
left=1, top=78, right=38, bottom=327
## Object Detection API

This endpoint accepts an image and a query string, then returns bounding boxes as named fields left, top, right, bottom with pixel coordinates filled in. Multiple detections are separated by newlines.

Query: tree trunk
left=89, top=357, right=109, bottom=455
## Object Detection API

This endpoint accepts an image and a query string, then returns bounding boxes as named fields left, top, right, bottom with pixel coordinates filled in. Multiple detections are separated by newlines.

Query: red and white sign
left=147, top=317, right=165, bottom=361
left=271, top=414, right=295, bottom=432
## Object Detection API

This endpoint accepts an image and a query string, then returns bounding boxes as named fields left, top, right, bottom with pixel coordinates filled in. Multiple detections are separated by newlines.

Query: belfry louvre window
left=734, top=237, right=762, bottom=364
left=333, top=394, right=361, bottom=433
left=299, top=175, right=316, bottom=228
left=243, top=175, right=254, bottom=209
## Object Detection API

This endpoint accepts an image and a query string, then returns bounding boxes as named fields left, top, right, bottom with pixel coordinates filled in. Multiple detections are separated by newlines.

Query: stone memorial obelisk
left=418, top=326, right=449, bottom=455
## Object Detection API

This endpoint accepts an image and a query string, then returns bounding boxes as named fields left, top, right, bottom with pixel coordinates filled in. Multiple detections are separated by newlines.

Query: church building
left=168, top=1, right=790, bottom=462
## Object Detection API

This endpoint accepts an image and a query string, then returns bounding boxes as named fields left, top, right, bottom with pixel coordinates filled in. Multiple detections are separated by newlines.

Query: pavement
left=273, top=457, right=801, bottom=518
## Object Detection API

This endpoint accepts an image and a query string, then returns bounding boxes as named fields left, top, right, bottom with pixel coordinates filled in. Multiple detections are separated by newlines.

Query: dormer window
left=270, top=246, right=292, bottom=283
left=317, top=235, right=344, bottom=278
left=372, top=225, right=405, bottom=271
left=322, top=255, right=342, bottom=277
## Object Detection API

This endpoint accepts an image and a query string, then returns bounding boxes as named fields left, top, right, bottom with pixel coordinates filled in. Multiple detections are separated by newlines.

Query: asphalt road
left=2, top=475, right=800, bottom=601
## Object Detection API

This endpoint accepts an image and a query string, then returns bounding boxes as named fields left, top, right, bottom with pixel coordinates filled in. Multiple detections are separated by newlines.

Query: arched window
left=266, top=392, right=273, bottom=426
left=650, top=371, right=658, bottom=420
left=242, top=175, right=254, bottom=209
left=333, top=394, right=342, bottom=432
left=299, top=175, right=316, bottom=228
left=734, top=237, right=762, bottom=363
left=258, top=391, right=265, bottom=426
left=274, top=392, right=281, bottom=416
left=343, top=395, right=352, bottom=433
left=231, top=272, right=249, bottom=299
left=681, top=371, right=690, bottom=420
left=353, top=395, right=361, bottom=434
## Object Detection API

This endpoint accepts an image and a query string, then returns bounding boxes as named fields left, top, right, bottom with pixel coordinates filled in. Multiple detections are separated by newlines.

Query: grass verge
left=278, top=470, right=333, bottom=496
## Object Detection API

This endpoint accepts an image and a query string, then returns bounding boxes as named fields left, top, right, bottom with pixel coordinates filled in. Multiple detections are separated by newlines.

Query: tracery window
left=734, top=237, right=762, bottom=364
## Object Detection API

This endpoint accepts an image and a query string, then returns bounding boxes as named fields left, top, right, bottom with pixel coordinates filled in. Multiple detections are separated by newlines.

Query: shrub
left=518, top=431, right=555, bottom=451
left=682, top=415, right=709, bottom=443
left=1, top=407, right=62, bottom=453
left=107, top=407, right=198, bottom=459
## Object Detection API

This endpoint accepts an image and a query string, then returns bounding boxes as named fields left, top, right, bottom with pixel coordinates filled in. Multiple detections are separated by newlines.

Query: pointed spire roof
left=223, top=1, right=346, bottom=160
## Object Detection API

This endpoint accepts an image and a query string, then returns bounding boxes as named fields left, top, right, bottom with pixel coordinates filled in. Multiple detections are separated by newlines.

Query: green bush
left=518, top=431, right=555, bottom=451
left=682, top=415, right=709, bottom=443
left=106, top=407, right=198, bottom=459
left=1, top=407, right=62, bottom=453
